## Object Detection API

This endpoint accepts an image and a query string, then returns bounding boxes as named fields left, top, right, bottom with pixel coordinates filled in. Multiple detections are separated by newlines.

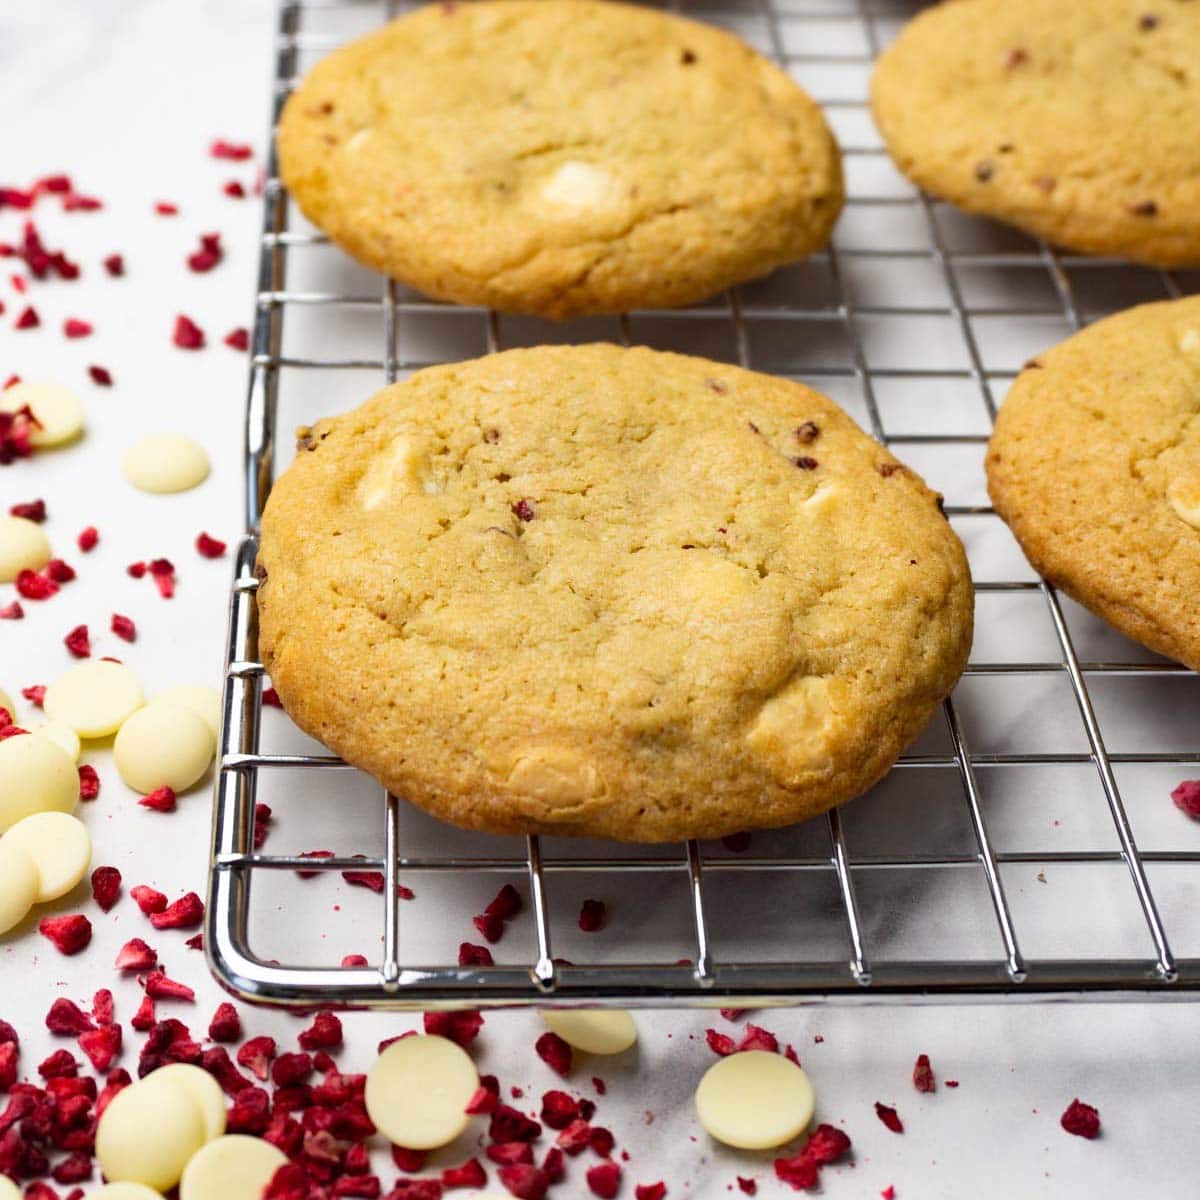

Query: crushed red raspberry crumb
left=424, top=1010, right=483, bottom=1048
left=342, top=869, right=385, bottom=892
left=64, top=624, right=90, bottom=658
left=45, top=558, right=76, bottom=583
left=79, top=1024, right=122, bottom=1072
left=223, top=180, right=247, bottom=199
left=23, top=684, right=46, bottom=706
left=145, top=970, right=196, bottom=1002
left=148, top=557, right=176, bottom=598
left=0, top=403, right=40, bottom=463
left=16, top=569, right=58, bottom=600
left=391, top=1145, right=428, bottom=1173
left=148, top=890, right=204, bottom=929
left=211, top=139, right=254, bottom=161
left=46, top=998, right=94, bottom=1036
left=262, top=686, right=283, bottom=707
left=298, top=1011, right=343, bottom=1051
left=196, top=531, right=227, bottom=558
left=473, top=882, right=522, bottom=943
left=139, top=786, right=177, bottom=812
left=442, top=1159, right=487, bottom=1190
left=224, top=325, right=250, bottom=350
left=130, top=884, right=167, bottom=914
left=63, top=318, right=93, bottom=339
left=1171, top=779, right=1200, bottom=819
left=15, top=304, right=39, bottom=329
left=535, top=1032, right=572, bottom=1076
left=578, top=898, right=607, bottom=932
left=172, top=314, right=205, bottom=349
left=913, top=1053, right=935, bottom=1092
left=208, top=1002, right=242, bottom=1043
left=78, top=526, right=99, bottom=551
left=635, top=1185, right=666, bottom=1200
left=38, top=914, right=92, bottom=955
left=111, top=613, right=136, bottom=642
left=154, top=201, right=179, bottom=215
left=0, top=601, right=23, bottom=619
left=586, top=1161, right=622, bottom=1199
left=115, top=938, right=158, bottom=972
left=875, top=1102, right=903, bottom=1134
left=186, top=231, right=224, bottom=273
left=539, top=1090, right=579, bottom=1130
left=9, top=498, right=46, bottom=521
left=459, top=942, right=494, bottom=966
left=88, top=365, right=113, bottom=386
left=103, top=253, right=124, bottom=276
left=880, top=1189, right=895, bottom=1200
left=90, top=865, right=121, bottom=910
left=774, top=1124, right=851, bottom=1192
left=497, top=1163, right=550, bottom=1200
left=736, top=1180, right=757, bottom=1196
left=1061, top=1098, right=1100, bottom=1139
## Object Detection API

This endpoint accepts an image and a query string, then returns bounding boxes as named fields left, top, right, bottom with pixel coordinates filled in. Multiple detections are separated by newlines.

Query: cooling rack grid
left=207, top=0, right=1200, bottom=1009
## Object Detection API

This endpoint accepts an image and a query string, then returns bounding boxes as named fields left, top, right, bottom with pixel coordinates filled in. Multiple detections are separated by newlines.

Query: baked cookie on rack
left=987, top=296, right=1200, bottom=669
left=276, top=0, right=843, bottom=318
left=871, top=0, right=1200, bottom=266
left=257, top=344, right=973, bottom=842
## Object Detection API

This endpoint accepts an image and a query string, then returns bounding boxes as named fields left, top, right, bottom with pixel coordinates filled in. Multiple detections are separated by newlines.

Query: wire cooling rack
left=207, top=0, right=1200, bottom=1009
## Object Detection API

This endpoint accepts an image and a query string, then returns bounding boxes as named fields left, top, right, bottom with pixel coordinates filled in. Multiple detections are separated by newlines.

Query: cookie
left=987, top=296, right=1200, bottom=668
left=871, top=0, right=1200, bottom=266
left=257, top=344, right=972, bottom=842
left=277, top=0, right=843, bottom=319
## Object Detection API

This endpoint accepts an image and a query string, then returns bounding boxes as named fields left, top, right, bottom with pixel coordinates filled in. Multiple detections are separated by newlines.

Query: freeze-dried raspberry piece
left=139, top=786, right=177, bottom=813
left=103, top=253, right=124, bottom=276
left=587, top=1161, right=622, bottom=1199
left=442, top=1159, right=486, bottom=1190
left=15, top=304, right=39, bottom=329
left=39, top=1047, right=80, bottom=1078
left=487, top=1143, right=533, bottom=1167
left=93, top=987, right=114, bottom=1024
left=736, top=1180, right=756, bottom=1196
left=0, top=404, right=38, bottom=464
left=78, top=764, right=100, bottom=800
left=388, top=1183, right=445, bottom=1200
left=154, top=201, right=179, bottom=216
left=64, top=624, right=90, bottom=658
left=172, top=314, right=205, bottom=349
left=90, top=866, right=121, bottom=911
left=77, top=526, right=99, bottom=551
left=262, top=686, right=283, bottom=707
left=186, top=232, right=223, bottom=273
left=204, top=1002, right=240, bottom=1044
left=0, top=1043, right=17, bottom=1090
left=46, top=998, right=94, bottom=1035
left=578, top=899, right=607, bottom=932
left=149, top=891, right=203, bottom=929
left=880, top=1188, right=895, bottom=1200
left=16, top=569, right=58, bottom=600
left=342, top=869, right=385, bottom=892
left=296, top=849, right=334, bottom=878
left=225, top=326, right=249, bottom=350
left=874, top=1102, right=903, bottom=1134
left=423, top=1010, right=483, bottom=1048
left=556, top=1117, right=592, bottom=1155
left=78, top=1024, right=121, bottom=1072
left=130, top=884, right=167, bottom=914
left=39, top=914, right=92, bottom=955
left=115, top=937, right=157, bottom=971
left=913, top=1053, right=935, bottom=1093
left=1171, top=780, right=1200, bottom=819
left=1060, top=1098, right=1100, bottom=1139
left=130, top=995, right=156, bottom=1031
left=535, top=1032, right=572, bottom=1076
left=539, top=1090, right=579, bottom=1130
left=45, top=558, right=76, bottom=583
left=202, top=1046, right=251, bottom=1096
left=341, top=954, right=368, bottom=968
left=497, top=1164, right=549, bottom=1200
left=705, top=1029, right=735, bottom=1056
left=0, top=602, right=22, bottom=620
left=63, top=318, right=92, bottom=339
left=465, top=1076, right=500, bottom=1116
left=9, top=498, right=45, bottom=521
left=196, top=531, right=227, bottom=558
left=51, top=1152, right=93, bottom=1185
left=738, top=1024, right=778, bottom=1053
left=252, top=802, right=272, bottom=851
left=211, top=140, right=253, bottom=161
left=223, top=181, right=247, bottom=199
left=272, top=1051, right=313, bottom=1086
left=145, top=971, right=196, bottom=1002
left=490, top=1104, right=542, bottom=1143
left=148, top=557, right=176, bottom=598
left=237, top=1035, right=277, bottom=1081
left=458, top=942, right=494, bottom=967
left=805, top=1124, right=851, bottom=1166
left=299, top=1012, right=343, bottom=1051
left=110, top=613, right=136, bottom=642
left=88, top=364, right=113, bottom=386
left=391, top=1145, right=428, bottom=1172
left=635, top=1185, right=666, bottom=1200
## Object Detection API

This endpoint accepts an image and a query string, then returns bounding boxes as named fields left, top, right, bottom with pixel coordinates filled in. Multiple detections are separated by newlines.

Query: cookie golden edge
left=986, top=297, right=1200, bottom=671
left=277, top=0, right=845, bottom=319
left=870, top=2, right=1200, bottom=268
left=256, top=345, right=973, bottom=843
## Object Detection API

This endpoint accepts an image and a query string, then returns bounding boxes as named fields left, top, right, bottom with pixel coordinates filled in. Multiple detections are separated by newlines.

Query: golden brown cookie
left=987, top=296, right=1200, bottom=668
left=258, top=344, right=973, bottom=842
left=871, top=0, right=1200, bottom=266
left=277, top=0, right=843, bottom=318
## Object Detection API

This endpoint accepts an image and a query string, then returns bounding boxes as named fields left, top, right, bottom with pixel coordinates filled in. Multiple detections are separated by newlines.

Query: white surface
left=1, top=3, right=1199, bottom=1199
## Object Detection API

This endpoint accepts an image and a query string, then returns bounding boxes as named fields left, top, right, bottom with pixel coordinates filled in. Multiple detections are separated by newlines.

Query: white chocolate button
left=0, top=840, right=39, bottom=936
left=540, top=1010, right=637, bottom=1056
left=359, top=436, right=435, bottom=510
left=90, top=1187, right=166, bottom=1200
left=180, top=1135, right=288, bottom=1200
left=0, top=687, right=14, bottom=722
left=0, top=812, right=91, bottom=902
left=44, top=660, right=145, bottom=739
left=0, top=1174, right=22, bottom=1200
left=540, top=161, right=620, bottom=211
left=96, top=1072, right=209, bottom=1192
left=0, top=515, right=51, bottom=582
left=122, top=434, right=211, bottom=494
left=31, top=721, right=81, bottom=762
left=364, top=1034, right=479, bottom=1150
left=154, top=684, right=222, bottom=740
left=0, top=734, right=78, bottom=833
left=151, top=1064, right=228, bottom=1142
left=0, top=381, right=85, bottom=447
left=1180, top=328, right=1200, bottom=354
left=114, top=703, right=215, bottom=794
left=695, top=1050, right=815, bottom=1150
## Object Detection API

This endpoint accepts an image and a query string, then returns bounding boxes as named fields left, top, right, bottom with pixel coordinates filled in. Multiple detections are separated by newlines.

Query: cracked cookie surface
left=871, top=0, right=1200, bottom=266
left=987, top=296, right=1200, bottom=669
left=258, top=344, right=972, bottom=842
left=277, top=0, right=843, bottom=318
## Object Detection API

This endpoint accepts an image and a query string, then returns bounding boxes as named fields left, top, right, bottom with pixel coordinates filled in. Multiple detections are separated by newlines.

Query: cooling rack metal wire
left=207, top=0, right=1200, bottom=1009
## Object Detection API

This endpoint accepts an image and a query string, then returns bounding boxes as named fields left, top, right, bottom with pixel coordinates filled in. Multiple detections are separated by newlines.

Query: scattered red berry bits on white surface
left=298, top=1011, right=343, bottom=1051
left=115, top=937, right=157, bottom=971
left=223, top=180, right=247, bottom=199
left=208, top=1001, right=242, bottom=1043
left=578, top=898, right=607, bottom=932
left=874, top=1101, right=903, bottom=1133
left=15, top=304, right=39, bottom=329
left=534, top=1032, right=572, bottom=1076
left=913, top=1053, right=935, bottom=1092
left=88, top=364, right=113, bottom=386
left=63, top=624, right=90, bottom=658
left=424, top=1009, right=484, bottom=1049
left=211, top=139, right=254, bottom=160
left=38, top=912, right=92, bottom=954
left=153, top=200, right=179, bottom=215
left=45, top=997, right=94, bottom=1035
left=148, top=557, right=176, bottom=597
left=473, top=882, right=523, bottom=943
left=172, top=313, right=205, bottom=349
left=736, top=1178, right=756, bottom=1195
left=78, top=763, right=101, bottom=799
left=635, top=1183, right=666, bottom=1200
left=186, top=231, right=223, bottom=273
left=130, top=883, right=167, bottom=914
left=459, top=942, right=494, bottom=966
left=102, top=253, right=124, bottom=276
left=111, top=613, right=136, bottom=642
left=195, top=531, right=227, bottom=558
left=774, top=1124, right=851, bottom=1191
left=138, top=785, right=177, bottom=812
left=63, top=317, right=93, bottom=339
left=78, top=525, right=99, bottom=551
left=224, top=325, right=249, bottom=351
left=148, top=890, right=204, bottom=929
left=1171, top=779, right=1200, bottom=818
left=10, top=498, right=46, bottom=521
left=1061, top=1098, right=1101, bottom=1139
left=91, top=865, right=121, bottom=910
left=587, top=1161, right=622, bottom=1199
left=0, top=601, right=23, bottom=619
left=262, top=686, right=283, bottom=707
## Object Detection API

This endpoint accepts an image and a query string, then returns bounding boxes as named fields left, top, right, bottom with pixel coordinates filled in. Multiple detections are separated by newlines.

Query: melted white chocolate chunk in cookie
left=540, top=161, right=621, bottom=211
left=1179, top=328, right=1200, bottom=354
left=359, top=436, right=435, bottom=510
left=505, top=745, right=600, bottom=808
left=1167, top=472, right=1200, bottom=529
left=745, top=675, right=842, bottom=782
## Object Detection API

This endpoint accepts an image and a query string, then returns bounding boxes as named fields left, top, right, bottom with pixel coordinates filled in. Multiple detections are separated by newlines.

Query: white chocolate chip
left=695, top=1050, right=816, bottom=1150
left=345, top=128, right=373, bottom=153
left=44, top=660, right=145, bottom=739
left=0, top=840, right=40, bottom=936
left=540, top=161, right=621, bottom=211
left=149, top=1065, right=228, bottom=1142
left=114, top=703, right=215, bottom=794
left=364, top=1035, right=479, bottom=1150
left=0, top=381, right=85, bottom=447
left=89, top=1187, right=167, bottom=1200
left=96, top=1072, right=210, bottom=1192
left=540, top=1010, right=637, bottom=1056
left=505, top=746, right=599, bottom=807
left=30, top=721, right=81, bottom=762
left=0, top=812, right=91, bottom=902
left=154, top=684, right=222, bottom=740
left=359, top=436, right=434, bottom=510
left=0, top=735, right=79, bottom=834
left=122, top=433, right=211, bottom=494
left=1180, top=328, right=1200, bottom=354
left=1167, top=473, right=1200, bottom=529
left=0, top=514, right=51, bottom=582
left=745, top=675, right=841, bottom=780
left=180, top=1135, right=288, bottom=1200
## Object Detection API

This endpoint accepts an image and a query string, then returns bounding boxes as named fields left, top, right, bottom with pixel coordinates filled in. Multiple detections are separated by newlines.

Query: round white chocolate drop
left=695, top=1050, right=815, bottom=1150
left=541, top=1009, right=637, bottom=1056
left=180, top=1135, right=288, bottom=1200
left=150, top=1064, right=228, bottom=1142
left=364, top=1034, right=479, bottom=1150
left=31, top=721, right=81, bottom=762
left=44, top=659, right=144, bottom=739
left=0, top=734, right=79, bottom=833
left=155, top=684, right=222, bottom=740
left=122, top=434, right=210, bottom=494
left=114, top=703, right=215, bottom=794
left=0, top=515, right=51, bottom=582
left=0, top=840, right=40, bottom=936
left=90, top=1186, right=167, bottom=1200
left=0, top=1173, right=23, bottom=1200
left=0, top=811, right=91, bottom=902
left=0, top=381, right=85, bottom=447
left=96, top=1073, right=209, bottom=1192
